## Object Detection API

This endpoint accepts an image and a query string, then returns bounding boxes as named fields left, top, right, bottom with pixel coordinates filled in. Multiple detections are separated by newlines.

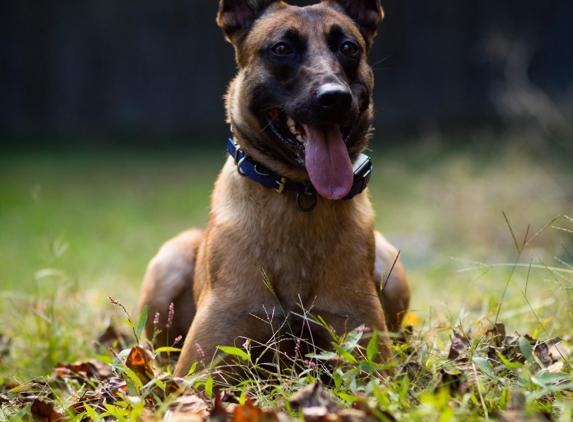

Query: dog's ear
left=323, top=0, right=384, bottom=48
left=217, top=0, right=283, bottom=43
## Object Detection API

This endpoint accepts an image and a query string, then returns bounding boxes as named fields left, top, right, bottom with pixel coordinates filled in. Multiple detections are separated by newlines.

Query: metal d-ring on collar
left=296, top=182, right=317, bottom=212
left=233, top=146, right=246, bottom=175
left=227, top=138, right=372, bottom=212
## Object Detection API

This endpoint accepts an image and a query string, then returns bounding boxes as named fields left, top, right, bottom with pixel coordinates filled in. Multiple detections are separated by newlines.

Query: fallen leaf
left=549, top=337, right=572, bottom=361
left=533, top=342, right=553, bottom=368
left=485, top=323, right=506, bottom=347
left=31, top=398, right=67, bottom=422
left=546, top=361, right=565, bottom=373
left=290, top=383, right=340, bottom=418
left=448, top=332, right=470, bottom=361
left=164, top=393, right=209, bottom=420
left=497, top=410, right=552, bottom=422
left=351, top=399, right=396, bottom=422
left=54, top=359, right=112, bottom=381
left=126, top=345, right=155, bottom=384
left=210, top=393, right=231, bottom=422
left=96, top=376, right=128, bottom=400
left=435, top=369, right=467, bottom=394
left=232, top=398, right=280, bottom=422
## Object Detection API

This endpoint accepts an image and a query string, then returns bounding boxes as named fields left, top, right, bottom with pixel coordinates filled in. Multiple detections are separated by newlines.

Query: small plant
left=1, top=212, right=572, bottom=419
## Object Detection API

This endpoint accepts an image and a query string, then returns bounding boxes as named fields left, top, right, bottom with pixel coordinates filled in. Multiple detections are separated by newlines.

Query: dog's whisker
left=370, top=55, right=391, bottom=67
left=257, top=108, right=287, bottom=134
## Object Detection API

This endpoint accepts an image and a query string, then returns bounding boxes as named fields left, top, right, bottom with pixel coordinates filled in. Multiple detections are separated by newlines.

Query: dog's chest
left=208, top=162, right=376, bottom=303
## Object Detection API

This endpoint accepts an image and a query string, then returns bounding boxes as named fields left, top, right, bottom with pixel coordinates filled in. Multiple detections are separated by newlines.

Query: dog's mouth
left=265, top=108, right=352, bottom=158
left=265, top=108, right=354, bottom=200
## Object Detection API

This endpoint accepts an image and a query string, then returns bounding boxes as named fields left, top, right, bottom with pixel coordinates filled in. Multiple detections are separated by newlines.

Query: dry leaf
left=533, top=342, right=553, bottom=368
left=448, top=332, right=470, bottom=361
left=350, top=399, right=396, bottom=422
left=126, top=345, right=155, bottom=384
left=31, top=398, right=67, bottom=422
left=290, top=383, right=340, bottom=418
left=232, top=398, right=281, bottom=422
left=546, top=361, right=565, bottom=373
left=210, top=393, right=231, bottom=422
left=485, top=323, right=506, bottom=347
left=54, top=359, right=112, bottom=381
left=165, top=394, right=209, bottom=420
left=549, top=338, right=572, bottom=361
left=435, top=369, right=466, bottom=394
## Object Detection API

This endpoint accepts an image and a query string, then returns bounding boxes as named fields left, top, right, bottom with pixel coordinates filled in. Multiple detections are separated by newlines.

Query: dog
left=138, top=0, right=410, bottom=379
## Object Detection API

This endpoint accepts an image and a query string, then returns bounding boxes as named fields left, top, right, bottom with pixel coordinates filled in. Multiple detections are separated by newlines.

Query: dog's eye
left=340, top=41, right=358, bottom=56
left=271, top=43, right=292, bottom=56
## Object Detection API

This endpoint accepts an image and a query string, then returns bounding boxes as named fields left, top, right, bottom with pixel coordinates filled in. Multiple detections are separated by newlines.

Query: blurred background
left=1, top=0, right=573, bottom=376
left=1, top=0, right=572, bottom=145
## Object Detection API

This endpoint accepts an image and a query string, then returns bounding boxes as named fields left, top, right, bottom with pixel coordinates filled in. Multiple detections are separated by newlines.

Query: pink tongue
left=303, top=123, right=353, bottom=200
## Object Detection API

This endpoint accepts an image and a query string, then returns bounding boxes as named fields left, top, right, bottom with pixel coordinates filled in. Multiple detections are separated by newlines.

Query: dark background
left=1, top=0, right=572, bottom=147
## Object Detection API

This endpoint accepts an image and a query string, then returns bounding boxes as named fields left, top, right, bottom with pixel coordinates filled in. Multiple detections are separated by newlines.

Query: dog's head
left=218, top=0, right=383, bottom=200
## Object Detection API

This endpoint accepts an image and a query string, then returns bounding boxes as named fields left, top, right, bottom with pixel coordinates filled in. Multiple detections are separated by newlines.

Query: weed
left=0, top=141, right=572, bottom=419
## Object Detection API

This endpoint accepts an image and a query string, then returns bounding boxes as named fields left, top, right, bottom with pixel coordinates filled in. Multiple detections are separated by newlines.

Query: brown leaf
left=351, top=399, right=396, bottom=422
left=165, top=393, right=209, bottom=420
left=498, top=390, right=551, bottom=422
left=533, top=342, right=554, bottom=368
left=31, top=398, right=67, bottom=422
left=165, top=378, right=184, bottom=395
left=232, top=398, right=281, bottom=422
left=500, top=336, right=523, bottom=362
left=290, top=383, right=340, bottom=419
left=435, top=369, right=466, bottom=394
left=485, top=323, right=506, bottom=347
left=549, top=337, right=572, bottom=361
left=126, top=345, right=155, bottom=384
left=337, top=408, right=379, bottom=422
left=210, top=393, right=230, bottom=422
left=96, top=376, right=128, bottom=400
left=448, top=332, right=470, bottom=361
left=500, top=335, right=555, bottom=369
left=54, top=359, right=112, bottom=381
left=547, top=361, right=565, bottom=373
left=497, top=410, right=551, bottom=422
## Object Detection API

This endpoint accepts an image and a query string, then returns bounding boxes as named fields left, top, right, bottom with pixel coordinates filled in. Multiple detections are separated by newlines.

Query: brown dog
left=138, top=0, right=410, bottom=378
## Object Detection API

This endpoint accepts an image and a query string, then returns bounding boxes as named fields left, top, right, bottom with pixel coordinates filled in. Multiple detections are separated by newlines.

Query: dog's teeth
left=296, top=134, right=303, bottom=143
left=286, top=116, right=297, bottom=134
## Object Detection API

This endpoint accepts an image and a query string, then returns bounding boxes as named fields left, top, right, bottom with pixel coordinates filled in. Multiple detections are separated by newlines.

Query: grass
left=0, top=135, right=572, bottom=420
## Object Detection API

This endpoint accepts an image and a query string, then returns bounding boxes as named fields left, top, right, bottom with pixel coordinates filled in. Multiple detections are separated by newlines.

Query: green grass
left=0, top=136, right=572, bottom=420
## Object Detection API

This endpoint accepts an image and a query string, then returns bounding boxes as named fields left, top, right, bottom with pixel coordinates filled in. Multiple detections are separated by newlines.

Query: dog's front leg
left=138, top=229, right=204, bottom=348
left=373, top=232, right=411, bottom=331
left=173, top=293, right=280, bottom=379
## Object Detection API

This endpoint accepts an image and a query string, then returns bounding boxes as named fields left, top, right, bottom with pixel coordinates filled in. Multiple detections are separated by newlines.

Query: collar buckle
left=275, top=177, right=286, bottom=194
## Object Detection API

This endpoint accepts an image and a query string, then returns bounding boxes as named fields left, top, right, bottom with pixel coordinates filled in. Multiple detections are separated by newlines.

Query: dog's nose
left=317, top=84, right=352, bottom=110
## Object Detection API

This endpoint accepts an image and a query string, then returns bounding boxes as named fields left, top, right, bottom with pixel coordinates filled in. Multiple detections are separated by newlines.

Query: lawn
left=0, top=136, right=572, bottom=420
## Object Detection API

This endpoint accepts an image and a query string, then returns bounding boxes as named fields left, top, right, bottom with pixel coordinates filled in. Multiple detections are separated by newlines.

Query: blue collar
left=227, top=138, right=372, bottom=211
